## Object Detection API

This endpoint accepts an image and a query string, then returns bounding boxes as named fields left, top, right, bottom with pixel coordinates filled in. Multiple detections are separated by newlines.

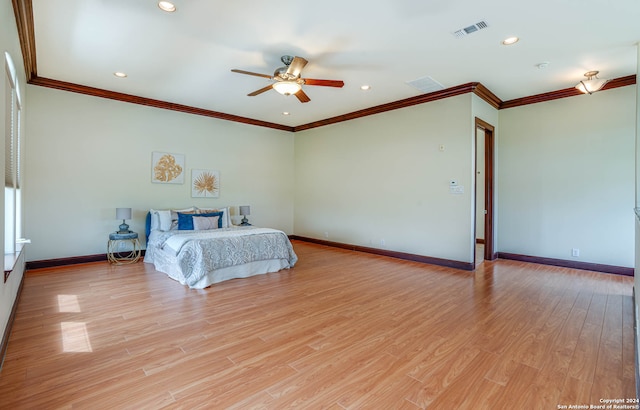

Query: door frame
left=475, top=118, right=496, bottom=262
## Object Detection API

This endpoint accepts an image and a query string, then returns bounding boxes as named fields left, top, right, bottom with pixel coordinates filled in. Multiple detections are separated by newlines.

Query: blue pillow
left=177, top=212, right=223, bottom=230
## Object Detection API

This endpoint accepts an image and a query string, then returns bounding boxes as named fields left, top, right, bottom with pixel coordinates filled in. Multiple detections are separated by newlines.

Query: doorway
left=475, top=118, right=495, bottom=264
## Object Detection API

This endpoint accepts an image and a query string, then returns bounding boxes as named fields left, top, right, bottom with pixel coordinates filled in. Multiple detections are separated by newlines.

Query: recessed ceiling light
left=158, top=1, right=176, bottom=12
left=502, top=37, right=519, bottom=45
left=113, top=72, right=127, bottom=78
left=360, top=85, right=371, bottom=91
left=282, top=112, right=290, bottom=116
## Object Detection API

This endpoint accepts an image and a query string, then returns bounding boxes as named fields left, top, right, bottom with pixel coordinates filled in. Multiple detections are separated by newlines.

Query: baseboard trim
left=290, top=236, right=475, bottom=271
left=26, top=250, right=147, bottom=270
left=497, top=252, right=634, bottom=276
left=0, top=272, right=25, bottom=371
left=27, top=253, right=108, bottom=270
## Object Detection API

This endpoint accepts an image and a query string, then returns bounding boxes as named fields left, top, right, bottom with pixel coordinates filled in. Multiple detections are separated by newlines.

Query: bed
left=143, top=207, right=298, bottom=289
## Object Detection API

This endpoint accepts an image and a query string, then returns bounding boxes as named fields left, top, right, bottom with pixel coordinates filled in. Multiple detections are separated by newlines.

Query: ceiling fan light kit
left=273, top=81, right=302, bottom=96
left=231, top=55, right=344, bottom=103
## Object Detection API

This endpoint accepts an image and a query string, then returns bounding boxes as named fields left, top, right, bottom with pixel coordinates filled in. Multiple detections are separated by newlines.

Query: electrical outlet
left=324, top=232, right=329, bottom=238
left=571, top=248, right=580, bottom=257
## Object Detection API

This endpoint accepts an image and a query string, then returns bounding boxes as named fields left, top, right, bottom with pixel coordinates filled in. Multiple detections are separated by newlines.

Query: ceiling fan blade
left=303, top=78, right=345, bottom=88
left=231, top=69, right=272, bottom=79
left=294, top=89, right=310, bottom=103
left=286, top=57, right=308, bottom=77
left=248, top=85, right=274, bottom=96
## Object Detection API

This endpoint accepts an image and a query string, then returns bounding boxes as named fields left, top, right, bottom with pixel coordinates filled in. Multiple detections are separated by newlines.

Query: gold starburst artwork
left=192, top=169, right=220, bottom=197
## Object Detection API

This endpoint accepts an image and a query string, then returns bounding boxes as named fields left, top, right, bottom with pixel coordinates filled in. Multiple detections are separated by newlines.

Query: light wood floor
left=0, top=241, right=635, bottom=409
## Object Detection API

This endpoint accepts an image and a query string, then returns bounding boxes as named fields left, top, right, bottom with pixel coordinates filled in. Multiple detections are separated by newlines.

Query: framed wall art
left=151, top=152, right=185, bottom=184
left=191, top=169, right=220, bottom=198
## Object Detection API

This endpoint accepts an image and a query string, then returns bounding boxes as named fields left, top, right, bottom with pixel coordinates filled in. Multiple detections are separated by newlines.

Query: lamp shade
left=239, top=206, right=250, bottom=216
left=116, top=207, right=132, bottom=220
left=575, top=71, right=608, bottom=95
left=272, top=81, right=302, bottom=96
left=575, top=79, right=608, bottom=94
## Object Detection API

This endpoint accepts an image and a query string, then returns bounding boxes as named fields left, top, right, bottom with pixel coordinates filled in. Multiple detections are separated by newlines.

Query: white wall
left=20, top=75, right=638, bottom=271
left=24, top=86, right=294, bottom=261
left=1, top=0, right=27, bottom=351
left=294, top=94, right=478, bottom=263
left=499, top=85, right=636, bottom=267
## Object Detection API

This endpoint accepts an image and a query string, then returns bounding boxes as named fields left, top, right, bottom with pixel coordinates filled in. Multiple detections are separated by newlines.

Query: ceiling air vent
left=406, top=76, right=445, bottom=94
left=453, top=21, right=489, bottom=38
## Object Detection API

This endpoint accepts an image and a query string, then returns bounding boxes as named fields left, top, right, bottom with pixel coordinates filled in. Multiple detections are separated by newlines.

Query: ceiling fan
left=231, top=55, right=344, bottom=103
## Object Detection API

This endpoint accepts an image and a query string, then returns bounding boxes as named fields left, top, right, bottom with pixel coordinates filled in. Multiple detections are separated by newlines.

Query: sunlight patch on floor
left=61, top=322, right=93, bottom=352
left=57, top=294, right=81, bottom=312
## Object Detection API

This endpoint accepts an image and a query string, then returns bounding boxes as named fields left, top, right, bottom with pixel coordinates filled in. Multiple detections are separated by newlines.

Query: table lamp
left=116, top=208, right=132, bottom=233
left=239, top=206, right=251, bottom=226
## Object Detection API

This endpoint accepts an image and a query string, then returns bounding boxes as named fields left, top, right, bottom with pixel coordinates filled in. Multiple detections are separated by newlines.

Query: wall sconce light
left=575, top=71, right=608, bottom=95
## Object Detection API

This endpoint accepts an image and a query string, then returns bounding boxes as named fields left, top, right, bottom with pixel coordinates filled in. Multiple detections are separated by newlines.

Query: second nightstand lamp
left=116, top=207, right=132, bottom=233
left=239, top=205, right=251, bottom=226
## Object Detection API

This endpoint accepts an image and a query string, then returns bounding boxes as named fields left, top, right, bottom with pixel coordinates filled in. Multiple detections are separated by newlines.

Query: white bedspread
left=162, top=227, right=285, bottom=255
left=144, top=226, right=298, bottom=289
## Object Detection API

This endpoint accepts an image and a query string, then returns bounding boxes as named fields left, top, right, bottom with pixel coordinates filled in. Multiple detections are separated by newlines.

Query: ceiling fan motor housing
left=280, top=55, right=295, bottom=66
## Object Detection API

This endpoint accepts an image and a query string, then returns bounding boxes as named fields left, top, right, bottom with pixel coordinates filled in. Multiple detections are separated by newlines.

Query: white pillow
left=157, top=210, right=172, bottom=231
left=197, top=207, right=230, bottom=228
left=149, top=207, right=196, bottom=232
left=193, top=215, right=219, bottom=230
left=149, top=209, right=160, bottom=232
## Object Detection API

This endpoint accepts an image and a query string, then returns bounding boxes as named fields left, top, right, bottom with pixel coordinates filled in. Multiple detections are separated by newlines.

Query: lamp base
left=118, top=222, right=130, bottom=234
left=240, top=217, right=251, bottom=226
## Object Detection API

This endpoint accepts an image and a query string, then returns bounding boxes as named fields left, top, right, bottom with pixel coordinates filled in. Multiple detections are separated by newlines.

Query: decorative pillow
left=149, top=207, right=196, bottom=231
left=178, top=211, right=223, bottom=230
left=171, top=207, right=196, bottom=221
left=193, top=215, right=220, bottom=231
left=197, top=207, right=230, bottom=228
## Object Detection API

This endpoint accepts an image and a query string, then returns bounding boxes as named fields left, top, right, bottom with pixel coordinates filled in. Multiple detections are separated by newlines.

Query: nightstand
left=107, top=232, right=141, bottom=265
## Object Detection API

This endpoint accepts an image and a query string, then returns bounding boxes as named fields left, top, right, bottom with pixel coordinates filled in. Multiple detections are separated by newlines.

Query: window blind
left=4, top=73, right=15, bottom=188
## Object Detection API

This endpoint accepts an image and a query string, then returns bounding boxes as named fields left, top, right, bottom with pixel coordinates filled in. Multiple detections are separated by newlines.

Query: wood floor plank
left=558, top=376, right=593, bottom=406
left=0, top=241, right=634, bottom=409
left=414, top=350, right=504, bottom=409
left=568, top=322, right=603, bottom=383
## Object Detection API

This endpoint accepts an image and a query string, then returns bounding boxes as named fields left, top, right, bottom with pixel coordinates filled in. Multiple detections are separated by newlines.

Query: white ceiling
left=31, top=0, right=640, bottom=127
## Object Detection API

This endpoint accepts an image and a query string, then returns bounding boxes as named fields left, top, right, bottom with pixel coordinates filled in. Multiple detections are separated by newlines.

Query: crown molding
left=294, top=82, right=479, bottom=132
left=500, top=74, right=637, bottom=109
left=29, top=76, right=294, bottom=131
left=12, top=0, right=638, bottom=132
left=11, top=0, right=36, bottom=81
